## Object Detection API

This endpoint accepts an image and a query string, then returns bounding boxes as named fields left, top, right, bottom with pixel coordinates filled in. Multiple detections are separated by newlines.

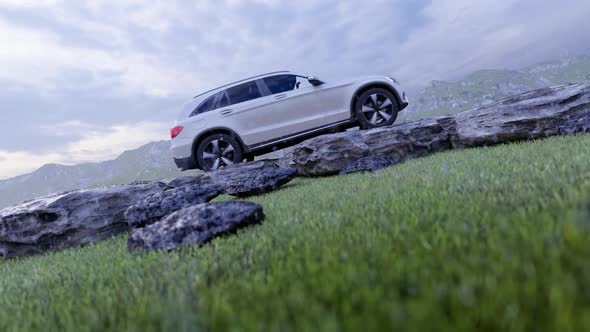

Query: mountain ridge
left=401, top=54, right=590, bottom=120
left=0, top=141, right=197, bottom=208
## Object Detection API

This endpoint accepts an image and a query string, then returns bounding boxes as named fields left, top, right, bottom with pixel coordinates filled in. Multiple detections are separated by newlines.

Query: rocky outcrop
left=209, top=160, right=297, bottom=197
left=340, top=155, right=396, bottom=175
left=124, top=183, right=225, bottom=228
left=128, top=201, right=264, bottom=252
left=293, top=116, right=457, bottom=176
left=0, top=182, right=167, bottom=258
left=453, top=83, right=590, bottom=147
left=1, top=160, right=296, bottom=258
left=294, top=82, right=590, bottom=176
left=3, top=82, right=589, bottom=258
left=125, top=161, right=296, bottom=228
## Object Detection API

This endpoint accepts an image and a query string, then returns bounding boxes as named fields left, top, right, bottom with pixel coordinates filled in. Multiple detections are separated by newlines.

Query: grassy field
left=1, top=135, right=589, bottom=332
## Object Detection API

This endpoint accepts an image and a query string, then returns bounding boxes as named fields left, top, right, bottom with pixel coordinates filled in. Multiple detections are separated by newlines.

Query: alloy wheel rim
left=202, top=139, right=236, bottom=170
left=361, top=93, right=394, bottom=125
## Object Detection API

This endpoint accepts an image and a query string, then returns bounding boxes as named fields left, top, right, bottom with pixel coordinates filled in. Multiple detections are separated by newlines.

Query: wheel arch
left=349, top=83, right=402, bottom=120
left=191, top=127, right=248, bottom=162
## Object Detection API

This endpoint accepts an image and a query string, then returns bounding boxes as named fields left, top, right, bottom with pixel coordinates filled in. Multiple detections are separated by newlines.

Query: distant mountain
left=0, top=141, right=199, bottom=208
left=401, top=55, right=590, bottom=121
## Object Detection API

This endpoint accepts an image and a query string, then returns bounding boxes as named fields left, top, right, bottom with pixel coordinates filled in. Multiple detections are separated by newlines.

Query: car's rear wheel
left=354, top=88, right=399, bottom=129
left=196, top=133, right=243, bottom=171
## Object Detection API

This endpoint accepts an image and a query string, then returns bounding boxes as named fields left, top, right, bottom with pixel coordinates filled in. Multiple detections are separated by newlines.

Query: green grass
left=2, top=135, right=590, bottom=332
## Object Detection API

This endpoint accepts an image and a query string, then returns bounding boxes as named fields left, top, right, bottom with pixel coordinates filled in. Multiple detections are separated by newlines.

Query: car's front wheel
left=354, top=88, right=400, bottom=129
left=196, top=133, right=243, bottom=171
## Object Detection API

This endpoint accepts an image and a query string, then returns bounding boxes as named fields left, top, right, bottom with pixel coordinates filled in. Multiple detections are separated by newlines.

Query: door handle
left=220, top=109, right=233, bottom=115
left=274, top=94, right=287, bottom=100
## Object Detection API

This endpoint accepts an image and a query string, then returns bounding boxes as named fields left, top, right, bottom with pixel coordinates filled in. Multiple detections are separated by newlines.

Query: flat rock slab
left=293, top=116, right=456, bottom=176
left=128, top=201, right=265, bottom=252
left=293, top=82, right=590, bottom=176
left=0, top=182, right=166, bottom=258
left=209, top=160, right=297, bottom=197
left=124, top=183, right=225, bottom=228
left=340, top=155, right=396, bottom=175
left=162, top=174, right=212, bottom=188
left=454, top=83, right=590, bottom=147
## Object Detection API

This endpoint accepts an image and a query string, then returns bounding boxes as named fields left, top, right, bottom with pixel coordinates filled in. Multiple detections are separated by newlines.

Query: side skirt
left=244, top=120, right=357, bottom=156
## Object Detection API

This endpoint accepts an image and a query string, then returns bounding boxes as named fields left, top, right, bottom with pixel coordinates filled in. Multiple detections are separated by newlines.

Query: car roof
left=192, top=71, right=293, bottom=99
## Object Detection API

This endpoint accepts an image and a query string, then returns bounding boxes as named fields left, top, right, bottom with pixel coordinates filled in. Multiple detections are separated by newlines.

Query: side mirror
left=307, top=76, right=325, bottom=86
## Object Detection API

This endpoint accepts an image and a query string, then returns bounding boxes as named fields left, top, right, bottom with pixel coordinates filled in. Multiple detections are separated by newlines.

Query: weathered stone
left=128, top=201, right=264, bottom=252
left=0, top=182, right=167, bottom=258
left=0, top=159, right=292, bottom=257
left=293, top=116, right=456, bottom=176
left=453, top=83, right=590, bottom=147
left=340, top=155, right=396, bottom=175
left=293, top=82, right=590, bottom=176
left=124, top=183, right=225, bottom=228
left=162, top=174, right=211, bottom=188
left=209, top=160, right=297, bottom=197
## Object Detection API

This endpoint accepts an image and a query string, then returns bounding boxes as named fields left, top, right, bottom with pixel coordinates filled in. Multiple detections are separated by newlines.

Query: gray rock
left=453, top=83, right=590, bottom=147
left=124, top=183, right=225, bottom=228
left=293, top=116, right=456, bottom=176
left=0, top=159, right=292, bottom=257
left=162, top=174, right=211, bottom=188
left=209, top=160, right=297, bottom=197
left=293, top=82, right=590, bottom=176
left=340, top=155, right=396, bottom=175
left=128, top=201, right=265, bottom=252
left=0, top=182, right=166, bottom=258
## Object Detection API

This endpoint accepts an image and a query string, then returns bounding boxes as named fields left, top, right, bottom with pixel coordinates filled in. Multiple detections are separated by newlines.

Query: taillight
left=170, top=126, right=184, bottom=139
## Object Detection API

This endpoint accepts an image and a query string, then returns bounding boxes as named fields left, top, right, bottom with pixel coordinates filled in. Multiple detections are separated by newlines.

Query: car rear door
left=215, top=80, right=281, bottom=146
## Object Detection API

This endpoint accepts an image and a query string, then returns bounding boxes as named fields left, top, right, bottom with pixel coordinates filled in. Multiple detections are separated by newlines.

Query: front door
left=244, top=75, right=350, bottom=145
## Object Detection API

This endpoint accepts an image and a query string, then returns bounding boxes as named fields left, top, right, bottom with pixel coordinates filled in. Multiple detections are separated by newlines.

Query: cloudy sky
left=0, top=0, right=589, bottom=179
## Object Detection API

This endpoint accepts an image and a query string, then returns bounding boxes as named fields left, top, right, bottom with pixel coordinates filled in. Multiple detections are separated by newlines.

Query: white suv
left=170, top=71, right=409, bottom=171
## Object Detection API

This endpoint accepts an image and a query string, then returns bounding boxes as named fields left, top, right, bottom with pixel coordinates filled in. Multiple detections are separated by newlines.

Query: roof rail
left=193, top=71, right=291, bottom=99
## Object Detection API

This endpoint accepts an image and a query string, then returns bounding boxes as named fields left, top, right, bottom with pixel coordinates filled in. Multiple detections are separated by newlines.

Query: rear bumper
left=173, top=156, right=198, bottom=171
left=171, top=135, right=197, bottom=170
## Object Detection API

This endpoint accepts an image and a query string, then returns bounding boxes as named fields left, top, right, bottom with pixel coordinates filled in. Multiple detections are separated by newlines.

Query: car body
left=170, top=71, right=409, bottom=171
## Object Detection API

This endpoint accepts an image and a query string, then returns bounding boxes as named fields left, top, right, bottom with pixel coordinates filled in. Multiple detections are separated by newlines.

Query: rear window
left=191, top=95, right=215, bottom=116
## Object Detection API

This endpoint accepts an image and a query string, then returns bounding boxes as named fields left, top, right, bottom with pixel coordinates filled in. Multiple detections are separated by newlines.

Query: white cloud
left=65, top=121, right=169, bottom=163
left=3, top=0, right=587, bottom=96
left=0, top=121, right=169, bottom=179
left=391, top=0, right=590, bottom=88
left=0, top=0, right=62, bottom=8
left=0, top=15, right=200, bottom=97
left=0, top=150, right=63, bottom=180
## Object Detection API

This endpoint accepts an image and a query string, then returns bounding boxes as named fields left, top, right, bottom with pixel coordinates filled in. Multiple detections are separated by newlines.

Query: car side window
left=217, top=92, right=230, bottom=109
left=191, top=95, right=215, bottom=117
left=225, top=81, right=262, bottom=106
left=263, top=75, right=297, bottom=94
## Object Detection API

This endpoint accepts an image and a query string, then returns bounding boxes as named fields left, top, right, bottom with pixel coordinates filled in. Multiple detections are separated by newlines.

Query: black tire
left=354, top=88, right=400, bottom=130
left=196, top=133, right=243, bottom=171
